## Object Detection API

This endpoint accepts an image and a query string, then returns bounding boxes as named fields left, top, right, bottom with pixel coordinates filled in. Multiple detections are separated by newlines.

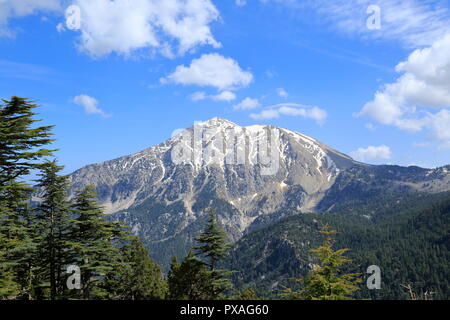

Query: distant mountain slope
left=59, top=118, right=450, bottom=269
left=224, top=191, right=450, bottom=300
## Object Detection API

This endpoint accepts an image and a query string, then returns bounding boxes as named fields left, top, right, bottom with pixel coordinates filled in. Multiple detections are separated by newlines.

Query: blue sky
left=1, top=0, right=450, bottom=174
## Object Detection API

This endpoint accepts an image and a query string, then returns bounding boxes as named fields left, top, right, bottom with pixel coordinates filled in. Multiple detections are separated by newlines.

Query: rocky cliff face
left=64, top=118, right=450, bottom=268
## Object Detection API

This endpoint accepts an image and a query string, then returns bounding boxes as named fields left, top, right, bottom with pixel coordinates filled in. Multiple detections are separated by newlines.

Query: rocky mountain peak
left=61, top=118, right=450, bottom=269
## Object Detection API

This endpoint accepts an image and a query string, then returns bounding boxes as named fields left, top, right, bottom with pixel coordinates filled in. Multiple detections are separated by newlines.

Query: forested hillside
left=225, top=191, right=450, bottom=299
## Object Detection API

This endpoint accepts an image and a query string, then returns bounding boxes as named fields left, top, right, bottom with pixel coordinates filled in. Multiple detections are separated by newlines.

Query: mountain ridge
left=53, top=117, right=450, bottom=269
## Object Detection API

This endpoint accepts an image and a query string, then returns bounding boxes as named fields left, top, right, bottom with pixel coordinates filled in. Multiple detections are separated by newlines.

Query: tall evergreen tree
left=0, top=233, right=20, bottom=298
left=0, top=97, right=54, bottom=299
left=0, top=96, right=54, bottom=185
left=0, top=181, right=38, bottom=299
left=111, top=237, right=167, bottom=300
left=195, top=209, right=232, bottom=270
left=281, top=225, right=361, bottom=300
left=194, top=209, right=234, bottom=299
left=70, top=185, right=129, bottom=299
left=167, top=251, right=213, bottom=300
left=34, top=161, right=76, bottom=300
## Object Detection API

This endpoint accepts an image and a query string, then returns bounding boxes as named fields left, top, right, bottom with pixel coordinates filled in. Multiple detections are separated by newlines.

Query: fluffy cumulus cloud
left=358, top=33, right=450, bottom=148
left=0, top=0, right=221, bottom=57
left=162, top=53, right=253, bottom=91
left=351, top=145, right=392, bottom=162
left=66, top=0, right=220, bottom=57
left=233, top=97, right=261, bottom=110
left=0, top=0, right=62, bottom=36
left=72, top=94, right=110, bottom=117
left=250, top=103, right=328, bottom=124
left=261, top=0, right=450, bottom=47
left=211, top=91, right=236, bottom=101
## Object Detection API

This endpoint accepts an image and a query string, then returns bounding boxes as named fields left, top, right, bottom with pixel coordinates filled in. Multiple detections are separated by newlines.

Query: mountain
left=62, top=118, right=450, bottom=268
left=224, top=191, right=450, bottom=299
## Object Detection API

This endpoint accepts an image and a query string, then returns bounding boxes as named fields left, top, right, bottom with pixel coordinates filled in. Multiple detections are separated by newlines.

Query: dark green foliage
left=0, top=232, right=20, bottom=297
left=0, top=96, right=54, bottom=185
left=0, top=97, right=162, bottom=300
left=167, top=209, right=235, bottom=300
left=111, top=197, right=193, bottom=271
left=194, top=209, right=234, bottom=299
left=167, top=251, right=213, bottom=300
left=70, top=185, right=130, bottom=299
left=225, top=192, right=450, bottom=300
left=109, top=237, right=167, bottom=300
left=0, top=97, right=55, bottom=299
left=281, top=225, right=361, bottom=300
left=195, top=209, right=232, bottom=270
left=234, top=288, right=261, bottom=300
left=34, top=161, right=76, bottom=300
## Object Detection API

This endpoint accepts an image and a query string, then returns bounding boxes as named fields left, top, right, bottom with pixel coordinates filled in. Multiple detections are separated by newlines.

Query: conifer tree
left=0, top=97, right=54, bottom=299
left=0, top=181, right=38, bottom=299
left=281, top=225, right=361, bottom=300
left=70, top=185, right=129, bottom=299
left=34, top=161, right=76, bottom=300
left=0, top=233, right=20, bottom=298
left=195, top=209, right=231, bottom=270
left=167, top=251, right=213, bottom=300
left=0, top=96, right=54, bottom=185
left=112, top=237, right=167, bottom=300
left=194, top=209, right=234, bottom=299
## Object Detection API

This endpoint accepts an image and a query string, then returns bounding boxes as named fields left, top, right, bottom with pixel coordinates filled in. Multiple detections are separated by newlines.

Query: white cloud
left=189, top=91, right=207, bottom=101
left=162, top=53, right=253, bottom=91
left=250, top=103, right=328, bottom=124
left=72, top=94, right=110, bottom=117
left=235, top=0, right=247, bottom=6
left=427, top=109, right=450, bottom=142
left=358, top=33, right=450, bottom=147
left=0, top=0, right=62, bottom=37
left=277, top=88, right=288, bottom=98
left=211, top=91, right=236, bottom=101
left=250, top=109, right=279, bottom=119
left=261, top=0, right=450, bottom=47
left=351, top=145, right=392, bottom=162
left=67, top=0, right=220, bottom=57
left=190, top=90, right=236, bottom=102
left=0, top=0, right=221, bottom=57
left=233, top=97, right=261, bottom=110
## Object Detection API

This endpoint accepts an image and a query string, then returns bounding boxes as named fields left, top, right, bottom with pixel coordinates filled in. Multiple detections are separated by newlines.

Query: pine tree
left=167, top=251, right=213, bottom=300
left=0, top=233, right=20, bottom=298
left=34, top=161, right=76, bottom=300
left=0, top=96, right=54, bottom=185
left=281, top=225, right=361, bottom=300
left=112, top=237, right=167, bottom=300
left=0, top=97, right=54, bottom=299
left=0, top=181, right=38, bottom=299
left=195, top=209, right=231, bottom=270
left=70, top=185, right=129, bottom=299
left=194, top=209, right=234, bottom=299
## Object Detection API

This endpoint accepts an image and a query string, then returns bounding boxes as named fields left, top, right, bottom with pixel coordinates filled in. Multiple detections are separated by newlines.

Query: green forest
left=1, top=97, right=449, bottom=300
left=226, top=192, right=450, bottom=300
